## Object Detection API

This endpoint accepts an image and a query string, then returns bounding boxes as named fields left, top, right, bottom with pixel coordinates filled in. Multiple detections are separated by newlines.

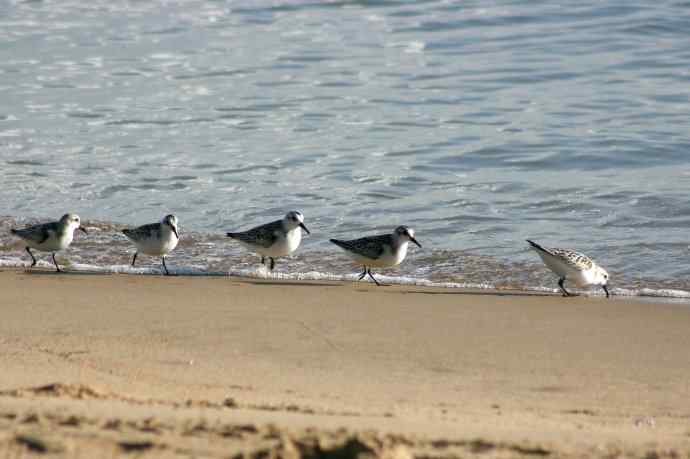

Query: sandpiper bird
left=527, top=240, right=610, bottom=298
left=11, top=213, right=87, bottom=272
left=330, top=225, right=421, bottom=286
left=122, top=214, right=179, bottom=275
left=226, top=211, right=310, bottom=271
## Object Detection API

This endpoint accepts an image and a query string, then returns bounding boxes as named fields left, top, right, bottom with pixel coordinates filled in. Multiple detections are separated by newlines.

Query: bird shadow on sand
left=236, top=278, right=342, bottom=287
left=380, top=288, right=561, bottom=298
left=20, top=269, right=107, bottom=276
left=342, top=281, right=558, bottom=297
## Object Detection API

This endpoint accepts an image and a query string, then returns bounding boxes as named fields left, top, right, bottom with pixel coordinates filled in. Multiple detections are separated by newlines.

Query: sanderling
left=11, top=213, right=87, bottom=272
left=122, top=214, right=179, bottom=275
left=226, top=211, right=310, bottom=270
left=527, top=239, right=610, bottom=298
left=330, top=225, right=421, bottom=286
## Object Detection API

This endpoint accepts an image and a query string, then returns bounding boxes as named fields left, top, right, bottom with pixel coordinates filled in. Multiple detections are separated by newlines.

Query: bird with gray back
left=226, top=211, right=310, bottom=271
left=123, top=215, right=179, bottom=275
left=527, top=239, right=610, bottom=298
left=330, top=226, right=421, bottom=286
left=11, top=213, right=87, bottom=272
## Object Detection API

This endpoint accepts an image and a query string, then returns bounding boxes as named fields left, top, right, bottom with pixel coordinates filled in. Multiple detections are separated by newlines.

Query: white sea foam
left=2, top=257, right=688, bottom=301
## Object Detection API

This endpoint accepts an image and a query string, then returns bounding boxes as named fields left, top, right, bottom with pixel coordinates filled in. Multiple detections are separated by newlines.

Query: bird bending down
left=11, top=213, right=87, bottom=272
left=527, top=239, right=610, bottom=298
left=122, top=214, right=179, bottom=275
left=226, top=211, right=310, bottom=271
left=330, top=225, right=421, bottom=286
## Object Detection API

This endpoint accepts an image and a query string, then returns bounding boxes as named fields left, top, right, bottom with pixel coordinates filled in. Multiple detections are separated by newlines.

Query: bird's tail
left=329, top=239, right=347, bottom=249
left=226, top=232, right=237, bottom=238
left=10, top=229, right=17, bottom=235
left=526, top=239, right=548, bottom=253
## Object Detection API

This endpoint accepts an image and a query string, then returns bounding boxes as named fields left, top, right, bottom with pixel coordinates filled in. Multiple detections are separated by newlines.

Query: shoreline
left=2, top=263, right=688, bottom=301
left=1, top=269, right=690, bottom=457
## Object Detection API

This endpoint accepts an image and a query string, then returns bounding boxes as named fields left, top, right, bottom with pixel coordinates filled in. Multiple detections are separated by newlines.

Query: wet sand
left=1, top=269, right=689, bottom=458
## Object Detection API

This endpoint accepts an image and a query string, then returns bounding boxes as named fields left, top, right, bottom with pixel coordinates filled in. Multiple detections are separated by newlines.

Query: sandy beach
left=1, top=268, right=689, bottom=458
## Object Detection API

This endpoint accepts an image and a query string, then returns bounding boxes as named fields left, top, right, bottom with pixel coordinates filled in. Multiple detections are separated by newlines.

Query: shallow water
left=1, top=1, right=690, bottom=297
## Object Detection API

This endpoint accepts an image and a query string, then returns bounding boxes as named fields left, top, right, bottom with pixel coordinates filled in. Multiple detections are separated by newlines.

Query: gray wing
left=331, top=234, right=391, bottom=259
left=550, top=248, right=594, bottom=271
left=123, top=222, right=161, bottom=241
left=228, top=219, right=282, bottom=248
left=11, top=222, right=57, bottom=244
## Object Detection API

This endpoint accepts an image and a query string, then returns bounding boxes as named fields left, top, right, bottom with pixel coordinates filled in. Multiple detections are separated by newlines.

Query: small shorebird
left=11, top=213, right=87, bottom=272
left=226, top=211, right=310, bottom=270
left=123, top=214, right=179, bottom=275
left=330, top=225, right=421, bottom=286
left=527, top=239, right=610, bottom=298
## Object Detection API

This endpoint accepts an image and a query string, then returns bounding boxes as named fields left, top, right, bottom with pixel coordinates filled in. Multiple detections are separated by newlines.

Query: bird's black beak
left=166, top=221, right=179, bottom=239
left=300, top=222, right=310, bottom=234
left=411, top=237, right=422, bottom=248
left=79, top=227, right=88, bottom=235
left=602, top=285, right=610, bottom=298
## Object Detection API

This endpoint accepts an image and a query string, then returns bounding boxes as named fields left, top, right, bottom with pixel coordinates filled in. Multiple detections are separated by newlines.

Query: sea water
left=1, top=0, right=690, bottom=297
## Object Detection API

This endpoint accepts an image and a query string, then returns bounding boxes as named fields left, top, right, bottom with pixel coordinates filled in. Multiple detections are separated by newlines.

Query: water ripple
left=1, top=0, right=689, bottom=293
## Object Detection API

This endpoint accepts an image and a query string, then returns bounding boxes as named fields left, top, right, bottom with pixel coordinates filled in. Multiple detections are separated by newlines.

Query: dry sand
left=0, top=268, right=689, bottom=458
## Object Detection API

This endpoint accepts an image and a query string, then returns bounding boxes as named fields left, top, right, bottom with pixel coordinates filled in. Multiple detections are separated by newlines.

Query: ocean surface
left=1, top=0, right=690, bottom=297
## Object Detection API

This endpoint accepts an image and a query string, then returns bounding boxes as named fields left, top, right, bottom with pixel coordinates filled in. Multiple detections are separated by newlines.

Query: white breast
left=29, top=230, right=73, bottom=252
left=578, top=266, right=600, bottom=287
left=255, top=228, right=302, bottom=258
left=536, top=251, right=591, bottom=287
left=347, top=241, right=409, bottom=268
left=135, top=228, right=178, bottom=256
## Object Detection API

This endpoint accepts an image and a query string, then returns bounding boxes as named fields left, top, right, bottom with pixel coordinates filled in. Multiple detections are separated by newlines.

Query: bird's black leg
left=367, top=268, right=381, bottom=286
left=269, top=257, right=275, bottom=271
left=52, top=253, right=61, bottom=272
left=558, top=277, right=570, bottom=297
left=26, top=247, right=37, bottom=267
left=261, top=256, right=265, bottom=266
left=161, top=257, right=170, bottom=275
left=131, top=252, right=138, bottom=267
left=602, top=285, right=610, bottom=298
left=358, top=266, right=367, bottom=281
